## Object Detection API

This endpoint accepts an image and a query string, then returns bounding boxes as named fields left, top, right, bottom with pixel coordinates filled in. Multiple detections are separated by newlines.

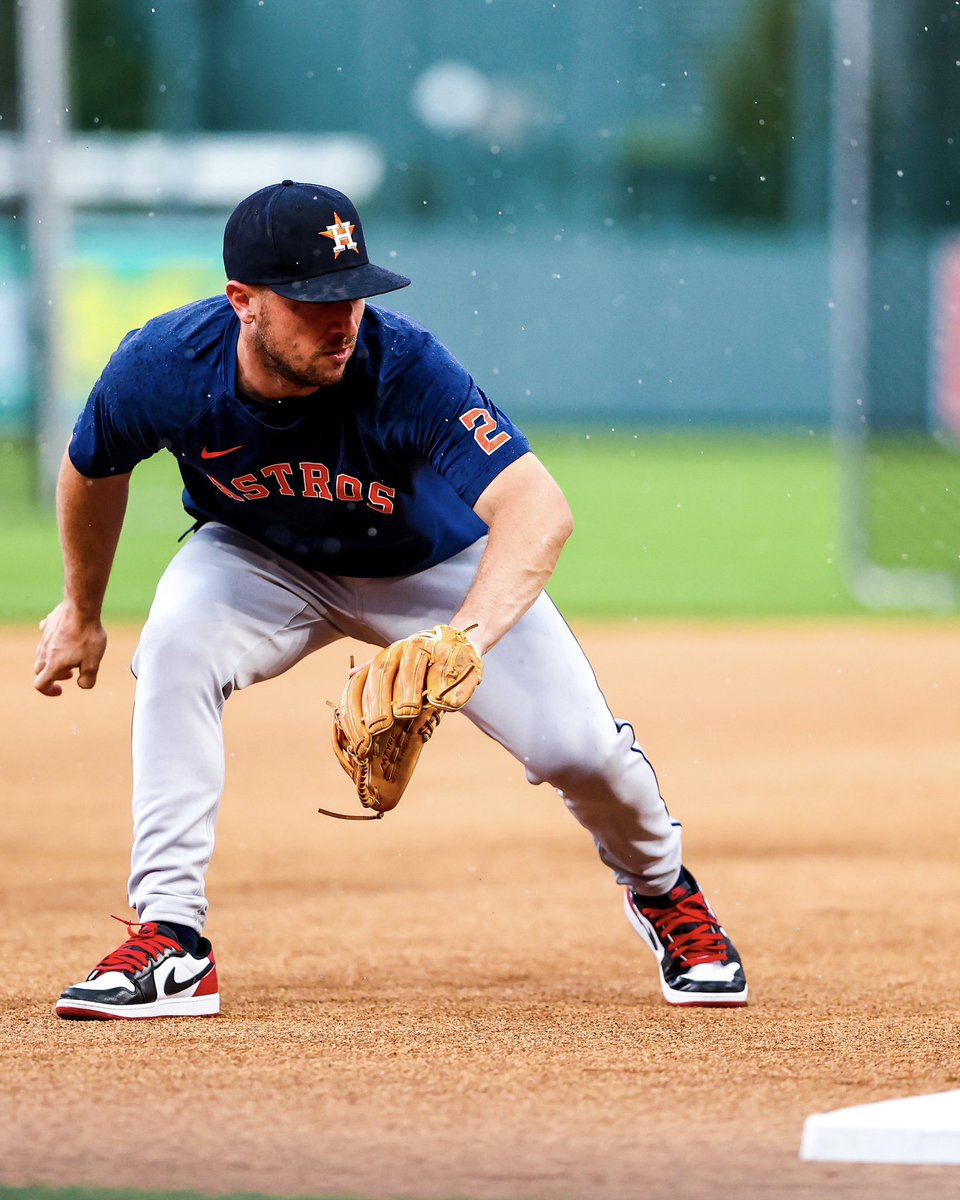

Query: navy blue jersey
left=69, top=296, right=530, bottom=576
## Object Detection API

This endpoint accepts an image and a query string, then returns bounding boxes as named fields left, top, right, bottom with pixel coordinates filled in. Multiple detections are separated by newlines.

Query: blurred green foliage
left=0, top=0, right=15, bottom=131
left=710, top=0, right=797, bottom=223
left=5, top=0, right=960, bottom=231
left=69, top=0, right=151, bottom=131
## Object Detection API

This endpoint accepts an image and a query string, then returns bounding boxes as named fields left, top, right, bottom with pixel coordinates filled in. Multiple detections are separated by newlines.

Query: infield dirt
left=2, top=621, right=959, bottom=1200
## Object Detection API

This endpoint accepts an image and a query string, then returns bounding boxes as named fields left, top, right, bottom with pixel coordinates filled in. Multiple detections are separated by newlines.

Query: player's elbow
left=529, top=502, right=572, bottom=574
left=557, top=495, right=575, bottom=545
left=544, top=482, right=574, bottom=550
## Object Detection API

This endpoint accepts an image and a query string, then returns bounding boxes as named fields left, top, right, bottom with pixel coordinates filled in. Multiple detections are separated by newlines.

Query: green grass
left=0, top=441, right=189, bottom=623
left=537, top=428, right=854, bottom=617
left=0, top=428, right=928, bottom=624
left=866, top=434, right=960, bottom=573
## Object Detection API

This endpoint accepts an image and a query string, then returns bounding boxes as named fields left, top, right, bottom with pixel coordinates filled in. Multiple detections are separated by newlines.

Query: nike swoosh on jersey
left=161, top=960, right=215, bottom=997
left=200, top=445, right=243, bottom=459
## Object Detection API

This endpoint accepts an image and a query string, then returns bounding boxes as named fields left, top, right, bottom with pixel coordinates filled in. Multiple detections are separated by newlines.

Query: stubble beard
left=251, top=321, right=354, bottom=390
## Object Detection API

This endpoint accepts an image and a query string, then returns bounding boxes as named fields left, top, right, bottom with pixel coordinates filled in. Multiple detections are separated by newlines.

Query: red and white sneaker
left=55, top=917, right=220, bottom=1020
left=624, top=868, right=748, bottom=1007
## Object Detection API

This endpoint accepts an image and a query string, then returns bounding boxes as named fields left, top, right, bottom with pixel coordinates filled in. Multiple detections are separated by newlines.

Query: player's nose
left=321, top=299, right=363, bottom=338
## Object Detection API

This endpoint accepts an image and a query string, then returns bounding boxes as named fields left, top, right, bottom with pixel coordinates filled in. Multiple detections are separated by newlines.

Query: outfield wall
left=0, top=217, right=832, bottom=438
left=2, top=214, right=949, bottom=440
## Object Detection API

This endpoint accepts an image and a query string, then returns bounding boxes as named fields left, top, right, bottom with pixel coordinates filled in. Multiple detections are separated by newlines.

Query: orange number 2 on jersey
left=459, top=408, right=512, bottom=455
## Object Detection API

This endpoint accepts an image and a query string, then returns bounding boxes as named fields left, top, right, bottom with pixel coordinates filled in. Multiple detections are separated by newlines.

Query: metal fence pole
left=829, top=0, right=873, bottom=592
left=829, top=0, right=957, bottom=610
left=18, top=0, right=70, bottom=505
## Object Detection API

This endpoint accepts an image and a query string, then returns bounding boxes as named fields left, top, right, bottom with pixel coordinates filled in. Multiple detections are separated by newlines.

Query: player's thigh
left=462, top=592, right=618, bottom=782
left=351, top=538, right=487, bottom=643
left=351, top=541, right=615, bottom=775
left=135, top=522, right=341, bottom=689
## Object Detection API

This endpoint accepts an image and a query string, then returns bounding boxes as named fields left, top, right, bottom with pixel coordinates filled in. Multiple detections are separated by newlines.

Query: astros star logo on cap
left=321, top=213, right=359, bottom=258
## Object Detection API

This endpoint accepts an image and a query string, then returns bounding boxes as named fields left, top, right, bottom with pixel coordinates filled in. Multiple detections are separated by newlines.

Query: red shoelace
left=91, top=915, right=181, bottom=976
left=640, top=893, right=730, bottom=966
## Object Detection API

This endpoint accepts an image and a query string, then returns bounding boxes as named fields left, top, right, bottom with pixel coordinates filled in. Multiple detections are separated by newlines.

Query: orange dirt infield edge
left=2, top=620, right=960, bottom=1200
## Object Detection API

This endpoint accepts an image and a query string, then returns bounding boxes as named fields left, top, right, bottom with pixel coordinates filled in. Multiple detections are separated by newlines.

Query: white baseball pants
left=128, top=522, right=682, bottom=931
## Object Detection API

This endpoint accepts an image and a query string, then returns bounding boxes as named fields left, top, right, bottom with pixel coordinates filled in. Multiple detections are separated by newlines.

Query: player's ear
left=225, top=281, right=259, bottom=324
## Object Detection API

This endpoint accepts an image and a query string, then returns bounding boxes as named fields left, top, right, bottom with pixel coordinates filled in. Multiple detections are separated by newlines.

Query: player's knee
left=521, top=728, right=619, bottom=792
left=132, top=616, right=230, bottom=689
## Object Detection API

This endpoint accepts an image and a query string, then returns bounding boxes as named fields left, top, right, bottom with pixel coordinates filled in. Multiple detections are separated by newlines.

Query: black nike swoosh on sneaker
left=161, top=960, right=215, bottom=997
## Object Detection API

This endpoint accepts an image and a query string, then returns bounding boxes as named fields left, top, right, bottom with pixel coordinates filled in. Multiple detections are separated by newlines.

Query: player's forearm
left=451, top=460, right=574, bottom=654
left=450, top=521, right=570, bottom=652
left=56, top=448, right=131, bottom=618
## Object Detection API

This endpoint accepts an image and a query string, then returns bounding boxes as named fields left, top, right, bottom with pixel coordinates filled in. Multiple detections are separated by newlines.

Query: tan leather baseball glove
left=325, top=624, right=483, bottom=819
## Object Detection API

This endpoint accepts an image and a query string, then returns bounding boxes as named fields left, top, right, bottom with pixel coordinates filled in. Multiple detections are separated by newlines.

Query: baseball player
left=34, top=180, right=747, bottom=1019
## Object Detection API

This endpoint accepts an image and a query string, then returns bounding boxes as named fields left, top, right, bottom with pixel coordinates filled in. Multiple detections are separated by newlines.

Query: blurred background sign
left=1, top=0, right=958, bottom=608
left=933, top=237, right=960, bottom=440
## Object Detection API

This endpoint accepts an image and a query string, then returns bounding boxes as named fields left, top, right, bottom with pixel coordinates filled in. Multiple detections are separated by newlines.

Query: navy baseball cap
left=223, top=180, right=411, bottom=302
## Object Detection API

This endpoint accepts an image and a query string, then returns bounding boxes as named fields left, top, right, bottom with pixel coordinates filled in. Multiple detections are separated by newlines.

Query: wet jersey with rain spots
left=69, top=296, right=529, bottom=576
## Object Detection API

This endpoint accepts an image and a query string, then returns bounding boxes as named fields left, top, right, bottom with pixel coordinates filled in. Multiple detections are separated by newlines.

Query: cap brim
left=270, top=262, right=411, bottom=303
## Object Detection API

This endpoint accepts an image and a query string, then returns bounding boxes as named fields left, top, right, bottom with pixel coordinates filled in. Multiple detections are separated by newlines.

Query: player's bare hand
left=33, top=602, right=107, bottom=697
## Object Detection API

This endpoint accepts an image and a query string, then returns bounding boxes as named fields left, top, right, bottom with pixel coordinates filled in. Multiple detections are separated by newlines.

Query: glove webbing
left=318, top=709, right=443, bottom=821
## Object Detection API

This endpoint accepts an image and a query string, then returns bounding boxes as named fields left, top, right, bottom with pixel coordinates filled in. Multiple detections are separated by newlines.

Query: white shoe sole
left=55, top=992, right=221, bottom=1020
left=624, top=891, right=748, bottom=1007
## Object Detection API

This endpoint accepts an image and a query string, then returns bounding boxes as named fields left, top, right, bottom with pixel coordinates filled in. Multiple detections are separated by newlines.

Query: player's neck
left=235, top=335, right=316, bottom=403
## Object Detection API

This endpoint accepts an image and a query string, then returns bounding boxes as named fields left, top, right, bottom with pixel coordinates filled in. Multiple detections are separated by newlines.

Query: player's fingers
left=392, top=636, right=432, bottom=718
left=77, top=659, right=101, bottom=689
left=338, top=664, right=371, bottom=750
left=33, top=662, right=74, bottom=697
left=33, top=635, right=56, bottom=668
left=363, top=642, right=404, bottom=732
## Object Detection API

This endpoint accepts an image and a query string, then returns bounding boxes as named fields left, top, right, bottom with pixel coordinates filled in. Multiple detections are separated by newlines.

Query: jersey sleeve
left=387, top=334, right=530, bottom=507
left=68, top=331, right=165, bottom=477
